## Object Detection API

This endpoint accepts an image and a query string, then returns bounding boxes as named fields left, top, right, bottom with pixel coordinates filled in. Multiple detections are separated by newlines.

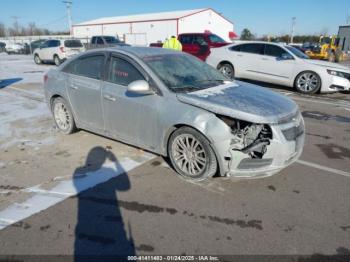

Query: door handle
left=104, top=94, right=116, bottom=102
left=237, top=54, right=243, bottom=57
left=262, top=58, right=268, bottom=61
left=70, top=84, right=78, bottom=90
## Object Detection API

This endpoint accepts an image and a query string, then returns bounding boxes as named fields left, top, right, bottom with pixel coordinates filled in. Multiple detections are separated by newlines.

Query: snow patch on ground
left=0, top=53, right=53, bottom=85
left=0, top=91, right=52, bottom=149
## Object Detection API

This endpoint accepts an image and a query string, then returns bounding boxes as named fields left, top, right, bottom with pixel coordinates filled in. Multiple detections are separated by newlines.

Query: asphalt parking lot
left=0, top=53, right=349, bottom=259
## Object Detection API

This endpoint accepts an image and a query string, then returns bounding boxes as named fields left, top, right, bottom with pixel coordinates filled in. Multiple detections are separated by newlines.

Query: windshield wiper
left=171, top=85, right=203, bottom=93
left=193, top=79, right=228, bottom=84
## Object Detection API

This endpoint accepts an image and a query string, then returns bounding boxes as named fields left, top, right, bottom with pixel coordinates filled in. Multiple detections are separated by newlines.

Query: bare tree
left=0, top=22, right=6, bottom=37
left=28, top=22, right=36, bottom=35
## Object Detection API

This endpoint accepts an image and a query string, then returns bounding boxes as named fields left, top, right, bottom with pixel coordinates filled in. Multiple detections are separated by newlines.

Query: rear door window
left=63, top=55, right=105, bottom=80
left=108, top=56, right=145, bottom=86
left=239, top=43, right=264, bottom=55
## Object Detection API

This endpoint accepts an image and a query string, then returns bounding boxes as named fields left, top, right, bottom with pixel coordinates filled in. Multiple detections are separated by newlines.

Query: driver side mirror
left=127, top=80, right=155, bottom=95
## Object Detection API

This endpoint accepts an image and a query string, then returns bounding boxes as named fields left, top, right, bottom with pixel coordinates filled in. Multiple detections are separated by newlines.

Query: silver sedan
left=43, top=47, right=305, bottom=181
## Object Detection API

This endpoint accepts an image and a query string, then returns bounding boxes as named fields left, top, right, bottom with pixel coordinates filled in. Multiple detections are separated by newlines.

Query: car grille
left=282, top=120, right=304, bottom=141
left=237, top=158, right=273, bottom=170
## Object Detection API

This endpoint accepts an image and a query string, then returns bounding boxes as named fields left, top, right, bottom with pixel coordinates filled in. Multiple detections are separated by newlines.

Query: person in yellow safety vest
left=162, top=36, right=182, bottom=51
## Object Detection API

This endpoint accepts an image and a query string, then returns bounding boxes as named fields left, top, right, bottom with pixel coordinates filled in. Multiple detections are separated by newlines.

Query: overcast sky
left=1, top=0, right=349, bottom=35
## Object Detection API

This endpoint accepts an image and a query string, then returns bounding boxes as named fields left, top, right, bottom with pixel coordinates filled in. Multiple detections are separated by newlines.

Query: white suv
left=33, top=39, right=85, bottom=66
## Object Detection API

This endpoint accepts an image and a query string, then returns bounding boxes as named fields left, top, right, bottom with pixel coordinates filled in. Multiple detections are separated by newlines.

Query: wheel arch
left=293, top=70, right=322, bottom=92
left=49, top=94, right=77, bottom=122
left=217, top=60, right=234, bottom=70
left=163, top=123, right=225, bottom=177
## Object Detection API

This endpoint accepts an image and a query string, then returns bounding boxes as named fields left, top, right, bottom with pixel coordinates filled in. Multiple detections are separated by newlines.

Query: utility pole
left=290, top=17, right=296, bottom=44
left=62, top=0, right=72, bottom=35
left=11, top=16, right=20, bottom=36
left=347, top=15, right=350, bottom=25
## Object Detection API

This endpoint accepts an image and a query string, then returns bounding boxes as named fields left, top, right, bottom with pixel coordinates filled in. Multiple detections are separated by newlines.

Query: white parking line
left=0, top=155, right=155, bottom=231
left=8, top=86, right=45, bottom=98
left=296, top=160, right=350, bottom=178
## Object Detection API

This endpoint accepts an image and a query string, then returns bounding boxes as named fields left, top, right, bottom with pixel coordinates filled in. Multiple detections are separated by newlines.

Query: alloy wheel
left=296, top=72, right=319, bottom=93
left=54, top=56, right=60, bottom=66
left=219, top=64, right=234, bottom=79
left=171, top=134, right=207, bottom=177
left=34, top=55, right=41, bottom=64
left=53, top=102, right=71, bottom=131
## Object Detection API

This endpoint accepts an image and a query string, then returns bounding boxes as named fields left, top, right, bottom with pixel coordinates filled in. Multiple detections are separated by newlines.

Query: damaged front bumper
left=220, top=116, right=305, bottom=179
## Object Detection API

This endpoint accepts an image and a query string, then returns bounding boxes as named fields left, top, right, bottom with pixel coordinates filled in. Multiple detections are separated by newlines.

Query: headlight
left=327, top=69, right=350, bottom=79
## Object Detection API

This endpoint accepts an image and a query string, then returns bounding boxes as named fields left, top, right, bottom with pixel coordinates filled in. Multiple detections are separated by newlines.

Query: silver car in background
left=43, top=47, right=305, bottom=181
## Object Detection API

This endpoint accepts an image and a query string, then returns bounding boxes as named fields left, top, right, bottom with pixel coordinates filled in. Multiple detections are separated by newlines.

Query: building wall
left=179, top=9, right=233, bottom=42
left=72, top=9, right=234, bottom=45
left=338, top=26, right=350, bottom=53
left=73, top=20, right=177, bottom=45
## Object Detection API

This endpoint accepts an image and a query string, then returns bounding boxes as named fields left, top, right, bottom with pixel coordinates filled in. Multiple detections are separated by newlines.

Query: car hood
left=176, top=81, right=298, bottom=124
left=303, top=59, right=350, bottom=71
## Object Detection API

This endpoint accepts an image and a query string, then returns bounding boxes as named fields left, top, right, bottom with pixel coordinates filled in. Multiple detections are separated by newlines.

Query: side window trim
left=62, top=52, right=107, bottom=80
left=106, top=53, right=148, bottom=86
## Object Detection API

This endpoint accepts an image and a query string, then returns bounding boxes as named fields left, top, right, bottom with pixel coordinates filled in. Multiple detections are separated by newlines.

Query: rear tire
left=52, top=97, right=76, bottom=134
left=34, top=54, right=41, bottom=64
left=335, top=50, right=343, bottom=63
left=168, top=127, right=217, bottom=181
left=54, top=55, right=61, bottom=66
left=218, top=62, right=235, bottom=79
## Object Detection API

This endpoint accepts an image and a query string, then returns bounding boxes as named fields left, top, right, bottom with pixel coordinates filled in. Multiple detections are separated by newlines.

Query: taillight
left=44, top=74, right=48, bottom=83
left=60, top=47, right=65, bottom=53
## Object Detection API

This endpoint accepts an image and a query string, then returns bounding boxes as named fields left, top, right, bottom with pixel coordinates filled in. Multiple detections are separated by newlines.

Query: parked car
left=30, top=39, right=47, bottom=53
left=207, top=41, right=350, bottom=93
left=150, top=32, right=231, bottom=61
left=34, top=39, right=85, bottom=66
left=0, top=42, right=6, bottom=52
left=86, top=35, right=129, bottom=49
left=44, top=47, right=304, bottom=181
left=5, top=43, right=25, bottom=54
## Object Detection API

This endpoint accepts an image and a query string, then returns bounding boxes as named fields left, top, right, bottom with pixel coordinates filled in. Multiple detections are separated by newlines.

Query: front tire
left=218, top=62, right=235, bottom=79
left=52, top=97, right=76, bottom=134
left=168, top=127, right=217, bottom=181
left=34, top=54, right=42, bottom=64
left=294, top=71, right=321, bottom=94
left=328, top=51, right=335, bottom=63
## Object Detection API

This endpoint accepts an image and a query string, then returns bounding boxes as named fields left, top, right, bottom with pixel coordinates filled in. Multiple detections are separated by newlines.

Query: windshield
left=321, top=37, right=331, bottom=44
left=208, top=34, right=226, bottom=43
left=104, top=36, right=122, bottom=44
left=142, top=53, right=230, bottom=92
left=286, top=46, right=309, bottom=59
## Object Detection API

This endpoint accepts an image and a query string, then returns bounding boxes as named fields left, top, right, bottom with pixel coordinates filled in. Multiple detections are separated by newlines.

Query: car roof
left=84, top=46, right=182, bottom=58
left=229, top=41, right=287, bottom=47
